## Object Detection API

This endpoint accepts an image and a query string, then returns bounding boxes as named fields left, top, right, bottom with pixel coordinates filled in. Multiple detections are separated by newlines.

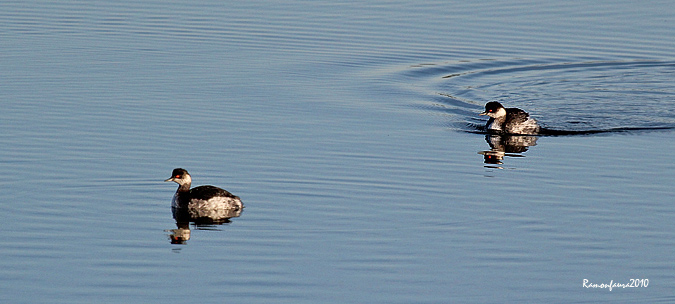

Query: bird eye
left=175, top=175, right=181, bottom=178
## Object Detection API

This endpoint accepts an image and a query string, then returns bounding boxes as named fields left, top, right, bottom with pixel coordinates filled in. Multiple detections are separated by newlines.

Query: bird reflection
left=167, top=222, right=191, bottom=244
left=167, top=205, right=243, bottom=245
left=479, top=134, right=537, bottom=168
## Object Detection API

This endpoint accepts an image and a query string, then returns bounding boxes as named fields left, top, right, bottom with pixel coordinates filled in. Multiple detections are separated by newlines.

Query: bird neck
left=491, top=115, right=506, bottom=124
left=176, top=183, right=191, bottom=192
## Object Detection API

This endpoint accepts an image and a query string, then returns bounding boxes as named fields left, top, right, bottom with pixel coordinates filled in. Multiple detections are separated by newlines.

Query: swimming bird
left=164, top=168, right=243, bottom=216
left=480, top=101, right=541, bottom=135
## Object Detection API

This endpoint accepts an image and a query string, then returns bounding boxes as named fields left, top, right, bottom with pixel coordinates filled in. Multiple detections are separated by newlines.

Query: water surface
left=1, top=1, right=674, bottom=303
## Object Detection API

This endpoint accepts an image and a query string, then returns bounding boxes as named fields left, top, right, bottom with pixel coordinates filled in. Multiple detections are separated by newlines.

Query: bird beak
left=479, top=111, right=488, bottom=116
left=164, top=177, right=174, bottom=182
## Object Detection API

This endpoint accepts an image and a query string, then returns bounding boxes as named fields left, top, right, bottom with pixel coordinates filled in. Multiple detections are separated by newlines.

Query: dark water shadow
left=538, top=126, right=675, bottom=136
left=470, top=124, right=674, bottom=168
left=466, top=123, right=675, bottom=136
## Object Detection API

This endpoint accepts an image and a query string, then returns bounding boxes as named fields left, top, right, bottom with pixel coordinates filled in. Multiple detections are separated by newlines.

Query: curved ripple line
left=401, top=57, right=675, bottom=135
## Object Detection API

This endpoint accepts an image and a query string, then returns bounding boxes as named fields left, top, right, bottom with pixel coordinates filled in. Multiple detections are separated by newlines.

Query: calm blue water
left=1, top=1, right=674, bottom=303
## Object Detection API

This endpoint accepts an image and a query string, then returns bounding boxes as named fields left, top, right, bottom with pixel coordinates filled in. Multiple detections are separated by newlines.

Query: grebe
left=480, top=101, right=541, bottom=135
left=164, top=168, right=243, bottom=216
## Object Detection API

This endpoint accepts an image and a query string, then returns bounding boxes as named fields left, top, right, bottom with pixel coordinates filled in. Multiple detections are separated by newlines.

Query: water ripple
left=400, top=58, right=675, bottom=134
